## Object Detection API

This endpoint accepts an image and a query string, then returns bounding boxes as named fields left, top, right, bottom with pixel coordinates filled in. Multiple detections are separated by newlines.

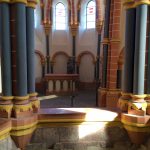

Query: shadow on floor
left=40, top=90, right=96, bottom=108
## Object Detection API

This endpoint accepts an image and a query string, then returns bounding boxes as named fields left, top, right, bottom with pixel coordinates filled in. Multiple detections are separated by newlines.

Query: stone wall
left=25, top=124, right=149, bottom=150
left=1, top=125, right=150, bottom=150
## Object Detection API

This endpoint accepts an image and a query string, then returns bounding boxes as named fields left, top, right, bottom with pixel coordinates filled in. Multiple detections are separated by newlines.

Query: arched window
left=55, top=2, right=66, bottom=30
left=86, top=0, right=96, bottom=29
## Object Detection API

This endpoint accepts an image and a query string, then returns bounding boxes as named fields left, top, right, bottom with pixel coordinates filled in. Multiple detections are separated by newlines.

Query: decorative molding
left=102, top=38, right=110, bottom=44
left=14, top=95, right=29, bottom=101
left=51, top=51, right=70, bottom=63
left=27, top=0, right=37, bottom=8
left=43, top=22, right=51, bottom=35
left=96, top=20, right=103, bottom=34
left=29, top=92, right=38, bottom=97
left=10, top=126, right=36, bottom=136
left=35, top=50, right=46, bottom=65
left=123, top=0, right=150, bottom=9
left=70, top=23, right=79, bottom=36
left=0, top=0, right=10, bottom=3
left=13, top=103, right=33, bottom=113
left=1, top=96, right=14, bottom=101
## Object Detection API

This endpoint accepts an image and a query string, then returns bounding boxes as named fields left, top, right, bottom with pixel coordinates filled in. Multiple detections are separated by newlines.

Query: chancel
left=1, top=0, right=150, bottom=150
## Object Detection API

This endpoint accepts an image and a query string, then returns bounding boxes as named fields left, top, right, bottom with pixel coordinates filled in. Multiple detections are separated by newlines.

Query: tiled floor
left=39, top=90, right=97, bottom=108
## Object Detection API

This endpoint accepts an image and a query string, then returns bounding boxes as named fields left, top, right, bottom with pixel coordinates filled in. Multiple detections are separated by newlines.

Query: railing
left=44, top=74, right=79, bottom=95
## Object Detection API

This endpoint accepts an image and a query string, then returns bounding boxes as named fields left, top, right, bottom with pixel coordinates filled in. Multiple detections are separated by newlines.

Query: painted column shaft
left=51, top=64, right=53, bottom=73
left=16, top=3, right=27, bottom=96
left=104, top=0, right=111, bottom=38
left=96, top=34, right=101, bottom=80
left=0, top=3, right=12, bottom=96
left=46, top=35, right=50, bottom=73
left=133, top=5, right=147, bottom=95
left=122, top=9, right=136, bottom=93
left=26, top=7, right=35, bottom=93
left=72, top=36, right=76, bottom=73
left=102, top=45, right=108, bottom=87
left=117, top=70, right=122, bottom=89
left=101, top=0, right=111, bottom=88
left=147, top=6, right=150, bottom=94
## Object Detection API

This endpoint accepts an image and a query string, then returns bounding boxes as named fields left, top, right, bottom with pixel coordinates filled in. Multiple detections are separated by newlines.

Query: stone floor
left=39, top=90, right=97, bottom=108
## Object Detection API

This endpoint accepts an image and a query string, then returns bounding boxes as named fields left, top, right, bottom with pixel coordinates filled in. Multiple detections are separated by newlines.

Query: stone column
left=128, top=4, right=148, bottom=116
left=96, top=21, right=103, bottom=106
left=146, top=6, right=150, bottom=114
left=44, top=23, right=51, bottom=74
left=0, top=1, right=13, bottom=118
left=72, top=35, right=76, bottom=73
left=118, top=8, right=136, bottom=112
left=96, top=34, right=101, bottom=80
left=120, top=2, right=150, bottom=145
left=105, top=0, right=121, bottom=109
left=98, top=0, right=111, bottom=107
left=13, top=1, right=32, bottom=118
left=26, top=0, right=39, bottom=112
left=70, top=24, right=78, bottom=73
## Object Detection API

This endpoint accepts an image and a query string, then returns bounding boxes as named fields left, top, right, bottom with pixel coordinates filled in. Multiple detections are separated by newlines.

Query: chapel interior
left=1, top=0, right=150, bottom=150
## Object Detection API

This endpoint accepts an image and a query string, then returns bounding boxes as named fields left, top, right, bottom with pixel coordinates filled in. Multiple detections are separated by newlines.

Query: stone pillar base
left=118, top=92, right=131, bottom=112
left=146, top=101, right=150, bottom=115
left=11, top=133, right=33, bottom=150
left=12, top=96, right=33, bottom=118
left=29, top=93, right=40, bottom=113
left=128, top=94, right=147, bottom=116
left=0, top=104, right=13, bottom=118
left=121, top=113, right=150, bottom=144
left=97, top=88, right=107, bottom=107
left=0, top=96, right=14, bottom=118
left=106, top=89, right=121, bottom=109
left=145, top=95, right=150, bottom=115
left=12, top=103, right=33, bottom=118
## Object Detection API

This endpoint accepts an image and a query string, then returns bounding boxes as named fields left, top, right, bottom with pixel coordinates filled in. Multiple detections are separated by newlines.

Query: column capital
left=27, top=0, right=37, bottom=8
left=0, top=0, right=10, bottom=3
left=96, top=20, right=103, bottom=34
left=123, top=0, right=150, bottom=9
left=11, top=0, right=27, bottom=4
left=43, top=22, right=51, bottom=36
left=70, top=23, right=79, bottom=36
left=102, top=38, right=110, bottom=44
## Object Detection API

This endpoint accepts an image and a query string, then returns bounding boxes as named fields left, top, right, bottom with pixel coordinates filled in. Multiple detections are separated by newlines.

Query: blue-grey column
left=133, top=5, right=147, bottom=95
left=26, top=7, right=35, bottom=93
left=46, top=35, right=50, bottom=73
left=16, top=3, right=27, bottom=96
left=72, top=36, right=76, bottom=73
left=0, top=3, right=12, bottom=96
left=101, top=0, right=111, bottom=88
left=122, top=8, right=136, bottom=93
left=96, top=34, right=101, bottom=80
left=96, top=34, right=101, bottom=106
left=147, top=6, right=150, bottom=94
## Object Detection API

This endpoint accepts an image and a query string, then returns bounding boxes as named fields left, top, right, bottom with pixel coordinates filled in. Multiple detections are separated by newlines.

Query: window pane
left=56, top=16, right=66, bottom=23
left=87, top=22, right=95, bottom=28
left=87, top=15, right=95, bottom=21
left=87, top=6, right=95, bottom=15
left=55, top=2, right=66, bottom=30
left=56, top=23, right=66, bottom=30
left=56, top=9, right=65, bottom=17
left=86, top=0, right=96, bottom=29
